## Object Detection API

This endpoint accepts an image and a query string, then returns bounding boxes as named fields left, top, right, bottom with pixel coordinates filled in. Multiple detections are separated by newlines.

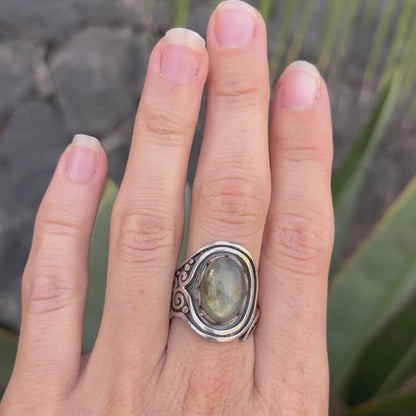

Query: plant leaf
left=360, top=0, right=378, bottom=30
left=317, top=0, right=346, bottom=73
left=83, top=179, right=118, bottom=352
left=0, top=328, right=17, bottom=395
left=328, top=176, right=416, bottom=398
left=327, top=0, right=361, bottom=87
left=330, top=72, right=401, bottom=271
left=258, top=0, right=274, bottom=20
left=362, top=0, right=395, bottom=90
left=342, top=389, right=416, bottom=416
left=344, top=296, right=416, bottom=405
left=174, top=0, right=190, bottom=27
left=284, top=0, right=315, bottom=67
left=177, top=182, right=191, bottom=266
left=401, top=11, right=416, bottom=104
left=380, top=0, right=415, bottom=87
left=268, top=0, right=299, bottom=77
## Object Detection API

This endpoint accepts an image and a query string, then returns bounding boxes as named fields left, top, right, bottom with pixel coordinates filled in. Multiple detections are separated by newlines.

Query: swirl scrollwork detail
left=171, top=260, right=196, bottom=315
left=171, top=289, right=190, bottom=314
left=176, top=260, right=195, bottom=286
left=179, top=271, right=188, bottom=283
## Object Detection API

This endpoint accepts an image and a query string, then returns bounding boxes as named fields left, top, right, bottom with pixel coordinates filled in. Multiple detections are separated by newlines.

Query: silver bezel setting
left=171, top=241, right=259, bottom=342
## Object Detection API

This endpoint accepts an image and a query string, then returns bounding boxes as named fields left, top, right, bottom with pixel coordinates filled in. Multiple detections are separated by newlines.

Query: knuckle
left=0, top=402, right=60, bottom=416
left=26, top=265, right=81, bottom=315
left=140, top=108, right=191, bottom=146
left=104, top=387, right=136, bottom=416
left=182, top=360, right=250, bottom=416
left=36, top=204, right=83, bottom=242
left=212, top=72, right=268, bottom=108
left=196, top=176, right=268, bottom=234
left=278, top=145, right=332, bottom=164
left=273, top=121, right=333, bottom=164
left=113, top=210, right=177, bottom=266
left=266, top=209, right=333, bottom=275
left=261, top=374, right=328, bottom=416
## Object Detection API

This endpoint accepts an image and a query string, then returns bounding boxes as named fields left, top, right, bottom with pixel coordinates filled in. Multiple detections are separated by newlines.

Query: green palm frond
left=268, top=0, right=299, bottom=76
left=317, top=0, right=345, bottom=73
left=166, top=1, right=416, bottom=111
left=361, top=0, right=378, bottom=30
left=381, top=0, right=415, bottom=86
left=363, top=0, right=396, bottom=90
left=327, top=0, right=361, bottom=87
left=284, top=0, right=315, bottom=67
left=174, top=0, right=191, bottom=26
left=258, top=0, right=275, bottom=19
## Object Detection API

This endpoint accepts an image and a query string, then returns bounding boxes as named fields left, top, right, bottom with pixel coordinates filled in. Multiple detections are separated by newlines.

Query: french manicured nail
left=215, top=0, right=257, bottom=47
left=279, top=61, right=321, bottom=109
left=161, top=28, right=205, bottom=84
left=65, top=134, right=101, bottom=182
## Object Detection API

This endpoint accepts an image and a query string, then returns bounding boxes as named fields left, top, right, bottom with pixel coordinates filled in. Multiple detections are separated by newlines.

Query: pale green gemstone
left=200, top=256, right=246, bottom=325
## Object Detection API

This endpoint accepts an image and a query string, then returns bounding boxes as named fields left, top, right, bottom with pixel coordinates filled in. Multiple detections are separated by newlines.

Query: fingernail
left=279, top=61, right=321, bottom=109
left=215, top=0, right=257, bottom=47
left=161, top=28, right=205, bottom=84
left=65, top=134, right=101, bottom=182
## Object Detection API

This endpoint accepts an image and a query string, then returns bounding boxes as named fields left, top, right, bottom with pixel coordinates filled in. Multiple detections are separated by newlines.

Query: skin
left=0, top=2, right=334, bottom=415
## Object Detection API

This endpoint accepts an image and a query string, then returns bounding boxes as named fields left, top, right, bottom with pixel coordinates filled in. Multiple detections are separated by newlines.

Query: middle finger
left=167, top=0, right=270, bottom=397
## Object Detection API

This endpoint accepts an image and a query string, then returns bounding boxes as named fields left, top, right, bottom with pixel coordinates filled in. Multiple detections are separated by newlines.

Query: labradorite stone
left=200, top=256, right=245, bottom=324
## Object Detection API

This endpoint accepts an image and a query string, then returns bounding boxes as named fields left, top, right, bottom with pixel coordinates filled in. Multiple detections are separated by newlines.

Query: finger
left=11, top=135, right=107, bottom=398
left=255, top=61, right=334, bottom=414
left=167, top=0, right=270, bottom=391
left=91, top=29, right=208, bottom=377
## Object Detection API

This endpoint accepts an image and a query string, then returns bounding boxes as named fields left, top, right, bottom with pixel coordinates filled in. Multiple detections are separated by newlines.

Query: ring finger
left=166, top=0, right=270, bottom=400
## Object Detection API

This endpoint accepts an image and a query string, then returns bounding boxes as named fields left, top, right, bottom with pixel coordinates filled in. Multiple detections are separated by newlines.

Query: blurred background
left=0, top=0, right=415, bottom=414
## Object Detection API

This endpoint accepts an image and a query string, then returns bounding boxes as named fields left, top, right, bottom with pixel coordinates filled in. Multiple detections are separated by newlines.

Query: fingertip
left=272, top=61, right=332, bottom=149
left=270, top=61, right=333, bottom=165
left=274, top=61, right=323, bottom=110
left=146, top=28, right=208, bottom=86
left=165, top=27, right=205, bottom=50
left=60, top=134, right=107, bottom=184
left=72, top=133, right=102, bottom=149
left=207, top=0, right=267, bottom=50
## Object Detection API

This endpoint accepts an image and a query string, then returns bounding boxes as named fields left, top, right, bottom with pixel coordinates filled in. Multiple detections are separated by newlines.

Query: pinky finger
left=6, top=135, right=107, bottom=401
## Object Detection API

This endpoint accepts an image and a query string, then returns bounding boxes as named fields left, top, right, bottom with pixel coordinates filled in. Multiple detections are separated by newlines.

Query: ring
left=171, top=241, right=259, bottom=342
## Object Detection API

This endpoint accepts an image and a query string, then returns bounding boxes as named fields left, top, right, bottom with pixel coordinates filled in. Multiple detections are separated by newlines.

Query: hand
left=0, top=1, right=334, bottom=415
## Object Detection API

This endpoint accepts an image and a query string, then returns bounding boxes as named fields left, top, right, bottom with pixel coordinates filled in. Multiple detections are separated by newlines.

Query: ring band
left=171, top=241, right=259, bottom=342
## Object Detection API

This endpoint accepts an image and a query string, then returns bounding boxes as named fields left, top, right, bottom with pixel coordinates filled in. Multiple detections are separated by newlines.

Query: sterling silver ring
left=171, top=241, right=259, bottom=342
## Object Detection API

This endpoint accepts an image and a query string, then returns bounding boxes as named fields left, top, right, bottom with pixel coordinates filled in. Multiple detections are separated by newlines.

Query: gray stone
left=151, top=0, right=176, bottom=32
left=134, top=31, right=150, bottom=89
left=0, top=215, right=32, bottom=331
left=107, top=144, right=129, bottom=185
left=84, top=0, right=147, bottom=27
left=0, top=0, right=86, bottom=43
left=0, top=100, right=68, bottom=329
left=0, top=100, right=69, bottom=183
left=35, top=61, right=55, bottom=98
left=187, top=2, right=212, bottom=36
left=51, top=27, right=142, bottom=135
left=200, top=256, right=246, bottom=325
left=0, top=40, right=44, bottom=116
left=102, top=114, right=135, bottom=184
left=0, top=25, right=12, bottom=41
